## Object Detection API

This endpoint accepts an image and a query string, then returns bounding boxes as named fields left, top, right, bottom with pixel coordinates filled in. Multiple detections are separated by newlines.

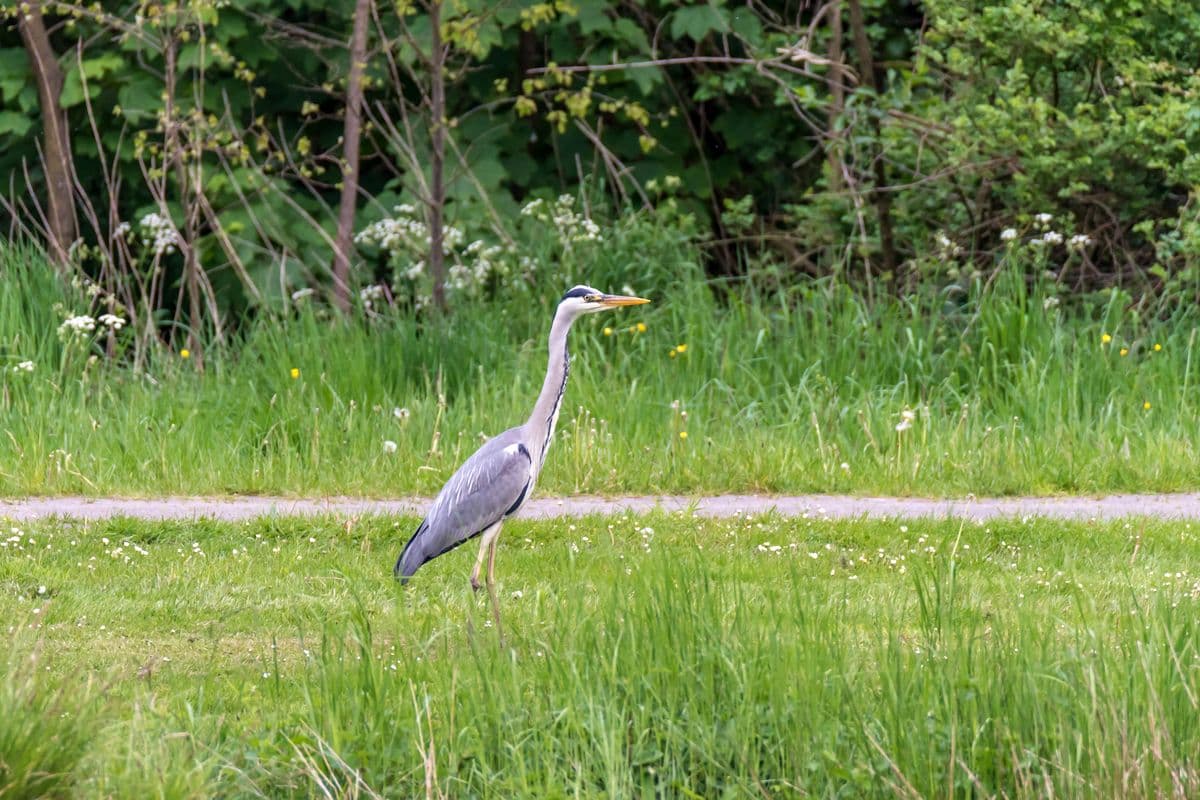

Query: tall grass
left=0, top=632, right=103, bottom=798
left=292, top=554, right=1200, bottom=797
left=2, top=228, right=1199, bottom=497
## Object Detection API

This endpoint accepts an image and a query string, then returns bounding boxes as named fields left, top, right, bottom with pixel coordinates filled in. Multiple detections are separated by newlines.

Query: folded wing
left=395, top=431, right=532, bottom=581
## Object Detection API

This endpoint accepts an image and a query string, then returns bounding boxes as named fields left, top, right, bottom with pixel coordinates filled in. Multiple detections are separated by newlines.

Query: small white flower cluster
left=934, top=231, right=963, bottom=257
left=98, top=313, right=125, bottom=331
left=10, top=360, right=34, bottom=374
left=360, top=284, right=386, bottom=310
left=1006, top=212, right=1093, bottom=251
left=446, top=240, right=504, bottom=292
left=114, top=221, right=132, bottom=239
left=355, top=204, right=465, bottom=256
left=139, top=212, right=180, bottom=257
left=356, top=204, right=511, bottom=301
left=895, top=408, right=916, bottom=433
left=521, top=194, right=603, bottom=247
left=1030, top=229, right=1091, bottom=248
left=58, top=314, right=97, bottom=339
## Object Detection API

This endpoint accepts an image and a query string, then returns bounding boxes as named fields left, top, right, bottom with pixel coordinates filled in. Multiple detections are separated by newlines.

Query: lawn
left=3, top=511, right=1198, bottom=797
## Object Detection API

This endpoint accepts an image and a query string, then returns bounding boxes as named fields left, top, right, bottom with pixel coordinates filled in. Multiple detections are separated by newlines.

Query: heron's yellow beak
left=600, top=294, right=651, bottom=307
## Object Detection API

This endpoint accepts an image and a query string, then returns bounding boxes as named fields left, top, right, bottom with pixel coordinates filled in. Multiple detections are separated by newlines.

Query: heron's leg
left=470, top=521, right=503, bottom=593
left=484, top=525, right=504, bottom=642
left=485, top=527, right=505, bottom=641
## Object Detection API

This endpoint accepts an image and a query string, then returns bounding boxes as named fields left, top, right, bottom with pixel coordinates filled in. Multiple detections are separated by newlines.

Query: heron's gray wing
left=395, top=430, right=532, bottom=580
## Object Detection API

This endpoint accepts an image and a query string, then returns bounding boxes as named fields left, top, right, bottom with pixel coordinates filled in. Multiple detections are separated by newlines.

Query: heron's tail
left=393, top=520, right=429, bottom=584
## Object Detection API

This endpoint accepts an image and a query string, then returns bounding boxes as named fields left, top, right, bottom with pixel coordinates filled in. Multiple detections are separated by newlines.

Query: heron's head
left=558, top=285, right=650, bottom=317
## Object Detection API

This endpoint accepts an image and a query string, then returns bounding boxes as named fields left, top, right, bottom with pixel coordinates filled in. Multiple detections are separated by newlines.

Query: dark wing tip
left=394, top=519, right=428, bottom=582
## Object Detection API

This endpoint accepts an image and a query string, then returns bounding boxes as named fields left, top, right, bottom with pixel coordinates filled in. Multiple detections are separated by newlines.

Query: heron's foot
left=470, top=575, right=482, bottom=593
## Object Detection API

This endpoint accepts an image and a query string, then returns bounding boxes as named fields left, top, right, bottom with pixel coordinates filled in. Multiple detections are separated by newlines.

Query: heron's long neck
left=527, top=309, right=574, bottom=471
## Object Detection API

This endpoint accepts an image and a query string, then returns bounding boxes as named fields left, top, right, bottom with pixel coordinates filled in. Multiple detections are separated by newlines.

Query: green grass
left=2, top=511, right=1198, bottom=797
left=3, top=235, right=1200, bottom=498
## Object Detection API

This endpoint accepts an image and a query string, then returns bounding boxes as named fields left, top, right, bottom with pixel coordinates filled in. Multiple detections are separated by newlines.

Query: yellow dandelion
left=669, top=349, right=677, bottom=358
left=1143, top=401, right=1152, bottom=411
left=676, top=343, right=687, bottom=353
left=679, top=431, right=688, bottom=440
left=290, top=367, right=300, bottom=379
left=1120, top=347, right=1128, bottom=357
left=603, top=326, right=612, bottom=336
left=1154, top=343, right=1162, bottom=352
left=1101, top=333, right=1112, bottom=344
left=636, top=322, right=647, bottom=333
left=180, top=348, right=190, bottom=359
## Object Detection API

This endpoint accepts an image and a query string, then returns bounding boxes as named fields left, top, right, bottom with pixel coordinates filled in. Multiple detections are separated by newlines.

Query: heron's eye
left=585, top=294, right=602, bottom=303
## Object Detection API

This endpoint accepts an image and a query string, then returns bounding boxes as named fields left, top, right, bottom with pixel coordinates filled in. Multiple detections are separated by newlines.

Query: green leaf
left=612, top=18, right=650, bottom=51
left=117, top=76, right=161, bottom=123
left=0, top=49, right=30, bottom=104
left=60, top=54, right=123, bottom=109
left=0, top=111, right=32, bottom=137
left=729, top=9, right=763, bottom=45
left=576, top=0, right=614, bottom=35
left=670, top=5, right=729, bottom=42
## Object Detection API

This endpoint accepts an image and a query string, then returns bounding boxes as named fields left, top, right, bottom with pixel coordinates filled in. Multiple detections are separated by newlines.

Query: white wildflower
left=1042, top=231, right=1063, bottom=245
left=98, top=313, right=125, bottom=331
left=360, top=284, right=386, bottom=311
left=1034, top=212, right=1053, bottom=224
left=1068, top=234, right=1093, bottom=248
left=58, top=315, right=96, bottom=338
left=393, top=407, right=411, bottom=420
left=382, top=440, right=398, bottom=454
left=1042, top=296, right=1060, bottom=310
left=1000, top=228, right=1018, bottom=241
left=13, top=361, right=34, bottom=373
left=520, top=198, right=546, bottom=218
left=139, top=212, right=180, bottom=256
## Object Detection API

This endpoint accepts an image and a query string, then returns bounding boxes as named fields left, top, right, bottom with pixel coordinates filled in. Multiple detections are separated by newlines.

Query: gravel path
left=4, top=493, right=1200, bottom=521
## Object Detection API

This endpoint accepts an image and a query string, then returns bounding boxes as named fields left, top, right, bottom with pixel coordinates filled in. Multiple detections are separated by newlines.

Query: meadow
left=3, top=234, right=1200, bottom=500
left=2, top=511, right=1198, bottom=797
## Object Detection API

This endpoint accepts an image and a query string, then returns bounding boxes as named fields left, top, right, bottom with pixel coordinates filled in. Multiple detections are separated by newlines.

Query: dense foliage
left=1, top=0, right=1199, bottom=334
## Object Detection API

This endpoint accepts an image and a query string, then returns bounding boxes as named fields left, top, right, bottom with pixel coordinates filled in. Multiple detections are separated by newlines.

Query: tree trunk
left=427, top=0, right=447, bottom=312
left=332, top=0, right=372, bottom=313
left=847, top=0, right=897, bottom=277
left=17, top=1, right=77, bottom=263
left=826, top=0, right=844, bottom=192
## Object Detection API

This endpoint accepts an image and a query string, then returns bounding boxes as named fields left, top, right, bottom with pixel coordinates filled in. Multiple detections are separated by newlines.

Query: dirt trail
left=4, top=493, right=1200, bottom=521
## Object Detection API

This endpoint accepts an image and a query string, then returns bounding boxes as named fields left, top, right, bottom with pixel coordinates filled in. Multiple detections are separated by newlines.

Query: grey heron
left=394, top=285, right=650, bottom=621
